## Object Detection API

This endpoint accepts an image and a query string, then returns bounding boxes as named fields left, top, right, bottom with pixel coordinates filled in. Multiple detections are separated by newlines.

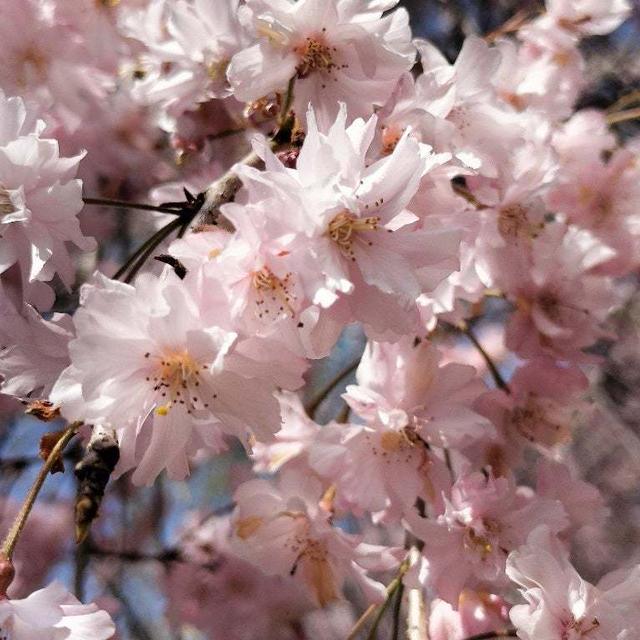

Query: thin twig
left=346, top=559, right=411, bottom=640
left=206, top=127, right=247, bottom=141
left=606, top=89, right=640, bottom=113
left=451, top=182, right=489, bottom=209
left=461, top=631, right=518, bottom=640
left=279, top=77, right=296, bottom=126
left=391, top=578, right=405, bottom=640
left=607, top=107, right=640, bottom=125
left=366, top=581, right=399, bottom=640
left=113, top=216, right=184, bottom=283
left=485, top=7, right=540, bottom=42
left=123, top=217, right=186, bottom=284
left=1, top=422, right=79, bottom=558
left=106, top=579, right=155, bottom=640
left=444, top=447, right=454, bottom=478
left=459, top=322, right=510, bottom=394
left=88, top=544, right=222, bottom=573
left=305, top=359, right=360, bottom=418
left=83, top=197, right=182, bottom=215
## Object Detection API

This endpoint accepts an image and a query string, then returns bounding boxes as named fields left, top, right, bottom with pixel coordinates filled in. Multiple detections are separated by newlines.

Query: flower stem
left=607, top=107, right=640, bottom=125
left=82, top=196, right=182, bottom=215
left=279, top=77, right=296, bottom=126
left=346, top=558, right=410, bottom=640
left=461, top=631, right=518, bottom=640
left=366, top=579, right=400, bottom=640
left=459, top=322, right=511, bottom=394
left=122, top=216, right=186, bottom=284
left=1, top=422, right=79, bottom=559
left=305, top=359, right=360, bottom=418
left=113, top=216, right=185, bottom=283
left=606, top=89, right=640, bottom=113
left=391, top=577, right=405, bottom=640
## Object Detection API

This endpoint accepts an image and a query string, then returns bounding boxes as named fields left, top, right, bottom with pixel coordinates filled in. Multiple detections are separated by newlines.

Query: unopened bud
left=74, top=426, right=120, bottom=544
left=0, top=554, right=15, bottom=599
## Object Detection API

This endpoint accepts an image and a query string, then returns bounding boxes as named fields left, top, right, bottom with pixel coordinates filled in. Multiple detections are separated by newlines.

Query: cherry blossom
left=428, top=591, right=510, bottom=640
left=0, top=284, right=73, bottom=398
left=503, top=224, right=618, bottom=361
left=474, top=358, right=589, bottom=464
left=344, top=338, right=493, bottom=449
left=0, top=581, right=115, bottom=640
left=406, top=471, right=568, bottom=604
left=229, top=106, right=461, bottom=338
left=0, top=0, right=636, bottom=637
left=165, top=513, right=313, bottom=638
left=546, top=0, right=631, bottom=36
left=0, top=92, right=94, bottom=307
left=252, top=391, right=321, bottom=475
left=123, top=0, right=250, bottom=130
left=507, top=525, right=640, bottom=639
left=231, top=470, right=402, bottom=607
left=228, top=0, right=415, bottom=129
left=51, top=272, right=305, bottom=485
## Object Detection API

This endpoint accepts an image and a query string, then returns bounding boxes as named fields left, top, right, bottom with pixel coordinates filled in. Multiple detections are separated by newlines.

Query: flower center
left=235, top=516, right=264, bottom=540
left=294, top=36, right=336, bottom=78
left=508, top=395, right=570, bottom=447
left=498, top=204, right=543, bottom=241
left=284, top=520, right=336, bottom=606
left=145, top=350, right=212, bottom=416
left=327, top=212, right=380, bottom=261
left=251, top=266, right=296, bottom=318
left=0, top=188, right=15, bottom=217
left=537, top=291, right=562, bottom=321
left=463, top=527, right=493, bottom=558
left=561, top=614, right=600, bottom=639
left=381, top=124, right=404, bottom=155
left=207, top=57, right=229, bottom=80
left=298, top=538, right=336, bottom=606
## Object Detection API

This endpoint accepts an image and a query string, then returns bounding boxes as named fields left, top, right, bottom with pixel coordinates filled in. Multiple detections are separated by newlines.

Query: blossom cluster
left=0, top=0, right=639, bottom=637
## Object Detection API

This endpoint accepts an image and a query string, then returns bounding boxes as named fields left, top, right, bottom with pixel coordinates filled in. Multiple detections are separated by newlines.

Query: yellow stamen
left=327, top=212, right=380, bottom=261
left=236, top=516, right=264, bottom=540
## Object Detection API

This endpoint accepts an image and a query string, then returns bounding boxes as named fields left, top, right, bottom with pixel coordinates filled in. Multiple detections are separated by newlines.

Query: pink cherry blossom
left=165, top=513, right=313, bottom=638
left=428, top=590, right=510, bottom=640
left=546, top=148, right=640, bottom=274
left=230, top=106, right=461, bottom=339
left=406, top=471, right=568, bottom=604
left=0, top=283, right=73, bottom=398
left=310, top=414, right=452, bottom=520
left=507, top=525, right=640, bottom=639
left=252, top=391, right=321, bottom=474
left=546, top=0, right=631, bottom=36
left=344, top=338, right=493, bottom=449
left=0, top=92, right=94, bottom=306
left=474, top=358, right=589, bottom=463
left=51, top=272, right=304, bottom=485
left=231, top=470, right=402, bottom=607
left=228, top=0, right=415, bottom=130
left=503, top=224, right=618, bottom=362
left=0, top=0, right=115, bottom=132
left=535, top=459, right=609, bottom=537
left=123, top=0, right=250, bottom=130
left=0, top=581, right=115, bottom=640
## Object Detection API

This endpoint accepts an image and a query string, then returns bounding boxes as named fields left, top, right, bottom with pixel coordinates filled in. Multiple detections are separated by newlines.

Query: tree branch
left=461, top=631, right=518, bottom=640
left=1, top=422, right=79, bottom=559
left=196, top=150, right=264, bottom=229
